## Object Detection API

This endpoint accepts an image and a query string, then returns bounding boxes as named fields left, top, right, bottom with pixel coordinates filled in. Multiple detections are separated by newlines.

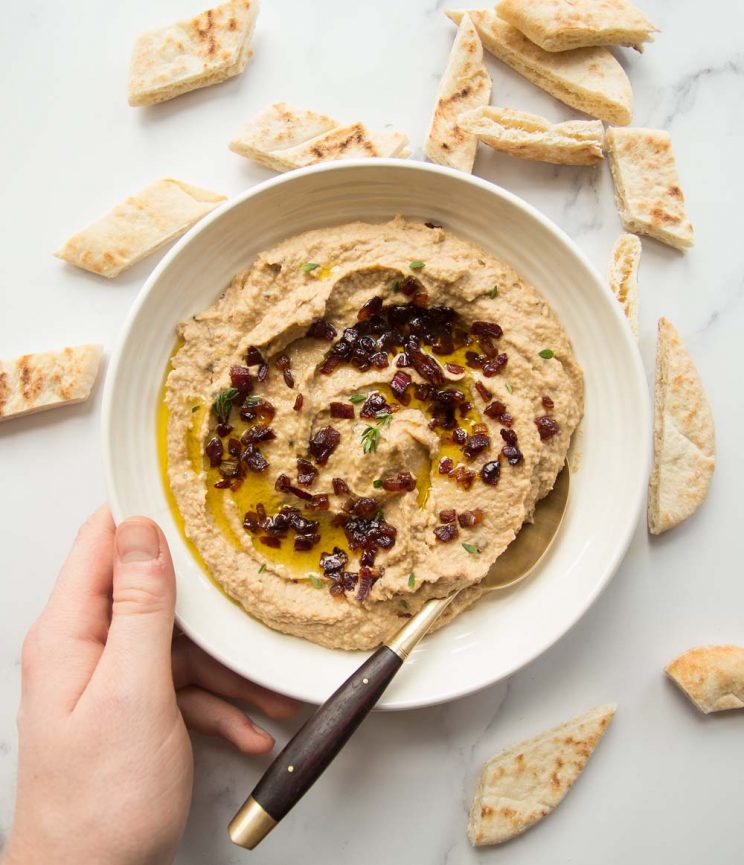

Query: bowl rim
left=102, top=158, right=650, bottom=709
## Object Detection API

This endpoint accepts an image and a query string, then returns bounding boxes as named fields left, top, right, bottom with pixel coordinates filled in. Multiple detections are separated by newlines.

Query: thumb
left=105, top=517, right=176, bottom=682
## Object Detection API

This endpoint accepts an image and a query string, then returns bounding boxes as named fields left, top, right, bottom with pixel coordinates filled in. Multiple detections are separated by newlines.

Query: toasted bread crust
left=0, top=345, right=103, bottom=421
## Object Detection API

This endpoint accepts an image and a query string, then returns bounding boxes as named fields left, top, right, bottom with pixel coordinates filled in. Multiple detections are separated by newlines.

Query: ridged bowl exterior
left=102, top=160, right=649, bottom=710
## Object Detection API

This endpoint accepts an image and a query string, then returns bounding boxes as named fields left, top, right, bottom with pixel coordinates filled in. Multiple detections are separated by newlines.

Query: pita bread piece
left=666, top=646, right=744, bottom=714
left=648, top=318, right=715, bottom=534
left=457, top=105, right=604, bottom=165
left=128, top=0, right=259, bottom=107
left=497, top=0, right=659, bottom=52
left=425, top=13, right=492, bottom=172
left=606, top=127, right=694, bottom=250
left=446, top=10, right=632, bottom=125
left=55, top=179, right=226, bottom=278
left=230, top=106, right=410, bottom=172
left=468, top=704, right=616, bottom=846
left=270, top=123, right=410, bottom=171
left=229, top=102, right=339, bottom=169
left=0, top=345, right=102, bottom=422
left=608, top=232, right=641, bottom=337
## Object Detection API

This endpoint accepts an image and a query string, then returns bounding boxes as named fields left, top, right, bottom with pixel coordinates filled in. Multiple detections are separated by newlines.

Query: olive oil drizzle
left=159, top=339, right=490, bottom=582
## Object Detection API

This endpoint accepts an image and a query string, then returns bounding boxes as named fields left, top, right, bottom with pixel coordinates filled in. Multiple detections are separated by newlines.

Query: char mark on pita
left=0, top=345, right=103, bottom=421
left=128, top=0, right=259, bottom=107
left=446, top=9, right=633, bottom=125
left=425, top=13, right=492, bottom=174
left=468, top=704, right=616, bottom=846
left=229, top=104, right=410, bottom=172
left=647, top=318, right=714, bottom=534
left=606, top=127, right=694, bottom=250
left=496, top=0, right=659, bottom=53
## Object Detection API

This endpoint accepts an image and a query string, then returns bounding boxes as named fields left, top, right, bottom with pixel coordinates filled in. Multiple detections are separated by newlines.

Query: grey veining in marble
left=1, top=1, right=743, bottom=863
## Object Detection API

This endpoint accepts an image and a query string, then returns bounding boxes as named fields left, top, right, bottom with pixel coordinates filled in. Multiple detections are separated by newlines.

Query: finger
left=23, top=506, right=115, bottom=711
left=45, top=504, right=115, bottom=644
left=172, top=637, right=302, bottom=720
left=176, top=686, right=275, bottom=755
left=98, top=518, right=176, bottom=689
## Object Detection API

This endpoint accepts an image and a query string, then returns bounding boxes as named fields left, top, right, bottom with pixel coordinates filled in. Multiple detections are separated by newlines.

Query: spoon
left=228, top=465, right=570, bottom=849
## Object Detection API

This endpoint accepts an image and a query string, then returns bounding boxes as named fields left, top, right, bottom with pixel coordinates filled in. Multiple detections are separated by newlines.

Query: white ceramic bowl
left=103, top=160, right=650, bottom=710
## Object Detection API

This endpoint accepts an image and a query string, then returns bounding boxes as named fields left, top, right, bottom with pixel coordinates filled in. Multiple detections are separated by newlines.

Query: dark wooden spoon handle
left=229, top=597, right=456, bottom=848
left=251, top=645, right=402, bottom=821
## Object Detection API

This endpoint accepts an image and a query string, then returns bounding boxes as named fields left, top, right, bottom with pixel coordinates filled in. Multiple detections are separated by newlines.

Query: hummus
left=165, top=217, right=583, bottom=650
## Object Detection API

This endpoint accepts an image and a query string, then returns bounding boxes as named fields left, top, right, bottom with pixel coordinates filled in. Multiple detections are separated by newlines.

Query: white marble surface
left=1, top=0, right=743, bottom=861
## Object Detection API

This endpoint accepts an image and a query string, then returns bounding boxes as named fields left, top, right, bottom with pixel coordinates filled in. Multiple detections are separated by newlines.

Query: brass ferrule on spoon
left=228, top=797, right=277, bottom=849
left=384, top=593, right=456, bottom=660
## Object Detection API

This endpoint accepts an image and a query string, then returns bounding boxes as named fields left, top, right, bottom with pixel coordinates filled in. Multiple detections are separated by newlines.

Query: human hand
left=4, top=506, right=300, bottom=865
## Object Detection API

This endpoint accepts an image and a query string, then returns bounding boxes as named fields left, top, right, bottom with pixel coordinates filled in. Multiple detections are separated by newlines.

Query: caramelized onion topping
left=482, top=354, right=508, bottom=377
left=205, top=436, right=223, bottom=467
left=229, top=365, right=254, bottom=394
left=275, top=473, right=313, bottom=501
left=535, top=416, right=560, bottom=440
left=390, top=370, right=412, bottom=399
left=381, top=471, right=416, bottom=493
left=318, top=301, right=469, bottom=384
left=357, top=296, right=384, bottom=321
left=241, top=424, right=276, bottom=444
left=360, top=392, right=391, bottom=419
left=308, top=494, right=330, bottom=511
left=308, top=426, right=341, bottom=465
left=480, top=461, right=501, bottom=485
left=245, top=347, right=265, bottom=366
left=475, top=381, right=493, bottom=402
left=355, top=567, right=375, bottom=602
left=241, top=444, right=269, bottom=473
left=458, top=509, right=484, bottom=528
left=343, top=497, right=379, bottom=518
left=462, top=432, right=490, bottom=459
left=451, top=466, right=475, bottom=490
left=306, top=318, right=337, bottom=341
left=471, top=320, right=503, bottom=339
left=434, top=524, right=458, bottom=542
left=330, top=402, right=355, bottom=420
left=502, top=445, right=523, bottom=465
left=332, top=477, right=350, bottom=496
left=343, top=514, right=397, bottom=554
left=245, top=505, right=321, bottom=552
left=296, top=457, right=317, bottom=487
left=438, top=457, right=454, bottom=475
left=239, top=398, right=275, bottom=424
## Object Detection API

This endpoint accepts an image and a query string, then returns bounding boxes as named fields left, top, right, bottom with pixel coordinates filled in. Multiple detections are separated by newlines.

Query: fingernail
left=116, top=519, right=160, bottom=563
left=249, top=720, right=273, bottom=744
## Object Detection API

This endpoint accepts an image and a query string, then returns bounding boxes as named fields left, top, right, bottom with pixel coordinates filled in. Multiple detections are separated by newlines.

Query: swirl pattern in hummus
left=165, top=218, right=583, bottom=650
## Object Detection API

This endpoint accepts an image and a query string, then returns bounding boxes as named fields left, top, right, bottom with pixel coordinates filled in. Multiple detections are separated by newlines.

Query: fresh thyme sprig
left=361, top=411, right=392, bottom=454
left=212, top=387, right=238, bottom=423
